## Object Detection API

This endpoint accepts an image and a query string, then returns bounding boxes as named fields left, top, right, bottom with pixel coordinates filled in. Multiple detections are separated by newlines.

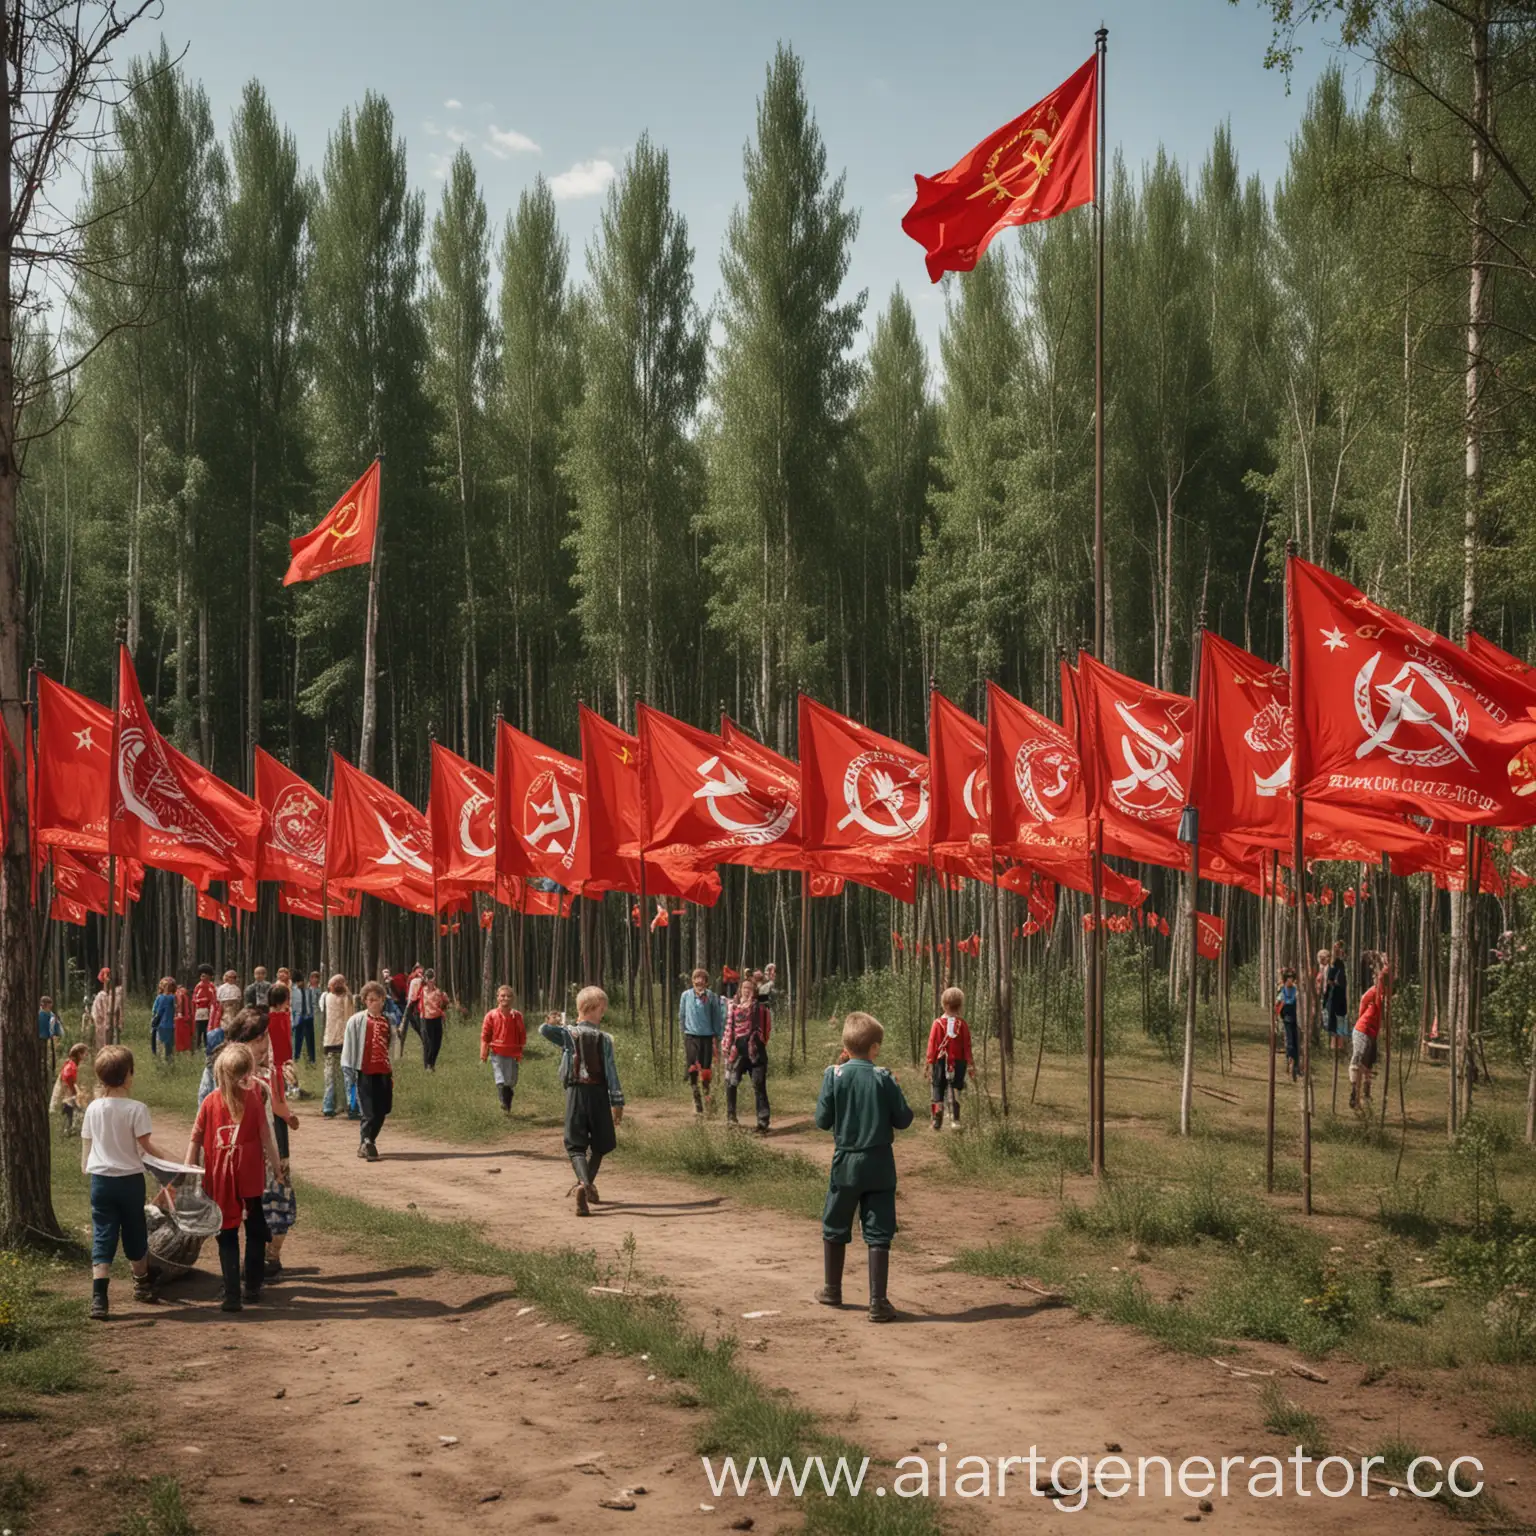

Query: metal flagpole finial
left=1285, top=538, right=1299, bottom=558
left=1096, top=24, right=1107, bottom=46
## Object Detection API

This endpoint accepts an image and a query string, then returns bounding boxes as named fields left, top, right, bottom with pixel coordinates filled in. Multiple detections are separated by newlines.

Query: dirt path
left=9, top=1227, right=784, bottom=1536
left=267, top=1095, right=1534, bottom=1534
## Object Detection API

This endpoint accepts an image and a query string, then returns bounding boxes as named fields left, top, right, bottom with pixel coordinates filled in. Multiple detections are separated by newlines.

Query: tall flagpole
left=1093, top=25, right=1107, bottom=661
left=358, top=454, right=382, bottom=981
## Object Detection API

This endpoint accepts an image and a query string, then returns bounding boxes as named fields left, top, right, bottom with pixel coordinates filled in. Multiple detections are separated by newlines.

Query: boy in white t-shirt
left=80, top=1045, right=171, bottom=1320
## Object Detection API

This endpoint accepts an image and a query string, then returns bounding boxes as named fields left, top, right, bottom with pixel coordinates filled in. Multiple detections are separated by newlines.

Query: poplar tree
left=702, top=44, right=864, bottom=749
left=564, top=135, right=705, bottom=723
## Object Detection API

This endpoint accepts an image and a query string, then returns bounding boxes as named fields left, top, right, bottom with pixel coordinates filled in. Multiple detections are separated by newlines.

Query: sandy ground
left=264, top=1090, right=1535, bottom=1534
left=14, top=1084, right=1532, bottom=1536
left=4, top=1226, right=787, bottom=1535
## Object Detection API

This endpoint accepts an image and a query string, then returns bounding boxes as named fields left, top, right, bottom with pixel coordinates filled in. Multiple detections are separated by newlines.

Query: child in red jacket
left=480, top=985, right=527, bottom=1113
left=926, top=986, right=974, bottom=1131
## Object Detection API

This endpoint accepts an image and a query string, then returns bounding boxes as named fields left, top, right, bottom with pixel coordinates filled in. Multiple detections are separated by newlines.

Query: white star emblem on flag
left=1321, top=627, right=1348, bottom=652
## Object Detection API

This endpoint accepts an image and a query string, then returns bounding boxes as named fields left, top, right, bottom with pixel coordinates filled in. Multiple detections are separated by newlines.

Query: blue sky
left=159, top=0, right=1337, bottom=354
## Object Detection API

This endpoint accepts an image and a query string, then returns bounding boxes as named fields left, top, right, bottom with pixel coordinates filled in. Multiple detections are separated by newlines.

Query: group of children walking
left=1273, top=943, right=1388, bottom=1112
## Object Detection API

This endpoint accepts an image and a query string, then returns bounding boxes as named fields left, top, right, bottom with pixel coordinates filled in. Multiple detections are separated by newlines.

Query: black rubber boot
left=89, top=1278, right=109, bottom=1321
left=815, top=1241, right=846, bottom=1307
left=219, top=1238, right=243, bottom=1313
left=498, top=1084, right=513, bottom=1113
left=691, top=1079, right=704, bottom=1115
left=868, top=1246, right=895, bottom=1323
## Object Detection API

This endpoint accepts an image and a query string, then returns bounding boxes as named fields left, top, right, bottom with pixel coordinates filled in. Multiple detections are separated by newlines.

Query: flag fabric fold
left=326, top=752, right=437, bottom=914
left=254, top=746, right=327, bottom=888
left=428, top=739, right=496, bottom=891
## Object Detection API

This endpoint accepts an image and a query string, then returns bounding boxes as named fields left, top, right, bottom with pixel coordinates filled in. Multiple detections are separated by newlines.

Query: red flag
left=1196, top=911, right=1225, bottom=959
left=495, top=719, right=589, bottom=889
left=1076, top=653, right=1193, bottom=868
left=283, top=460, right=380, bottom=586
left=579, top=706, right=721, bottom=906
left=326, top=752, right=437, bottom=913
left=51, top=846, right=139, bottom=915
left=33, top=674, right=112, bottom=853
left=1290, top=556, right=1536, bottom=825
left=1464, top=630, right=1536, bottom=692
left=798, top=695, right=929, bottom=861
left=428, top=740, right=496, bottom=891
left=227, top=875, right=258, bottom=913
left=111, top=647, right=261, bottom=884
left=52, top=894, right=88, bottom=926
left=929, top=691, right=990, bottom=875
left=1192, top=630, right=1438, bottom=864
left=278, top=882, right=360, bottom=920
left=902, top=56, right=1097, bottom=282
left=196, top=891, right=232, bottom=928
left=638, top=704, right=799, bottom=869
left=254, top=747, right=327, bottom=887
left=720, top=715, right=914, bottom=900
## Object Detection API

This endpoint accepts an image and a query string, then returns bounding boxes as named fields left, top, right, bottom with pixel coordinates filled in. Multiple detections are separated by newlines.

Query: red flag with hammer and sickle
left=902, top=55, right=1097, bottom=283
left=283, top=460, right=380, bottom=586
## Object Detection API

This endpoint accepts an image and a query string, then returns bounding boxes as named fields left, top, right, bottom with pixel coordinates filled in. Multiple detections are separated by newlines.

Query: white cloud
left=550, top=157, right=615, bottom=200
left=446, top=126, right=470, bottom=145
left=485, top=124, right=540, bottom=157
left=444, top=98, right=463, bottom=110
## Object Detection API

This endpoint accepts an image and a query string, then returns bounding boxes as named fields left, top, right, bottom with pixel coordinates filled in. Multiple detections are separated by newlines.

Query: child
left=81, top=1045, right=171, bottom=1319
left=480, top=985, right=526, bottom=1112
left=539, top=989, right=624, bottom=1217
left=266, top=982, right=294, bottom=1077
left=420, top=969, right=447, bottom=1072
left=150, top=977, right=176, bottom=1059
left=721, top=976, right=772, bottom=1133
left=173, top=980, right=193, bottom=1055
left=1324, top=941, right=1349, bottom=1049
left=1275, top=967, right=1301, bottom=1081
left=925, top=986, right=974, bottom=1131
left=37, top=995, right=62, bottom=1073
left=186, top=1042, right=282, bottom=1312
left=677, top=967, right=724, bottom=1115
left=341, top=981, right=394, bottom=1161
left=321, top=974, right=358, bottom=1120
left=216, top=968, right=242, bottom=1024
left=814, top=1011, right=914, bottom=1323
left=51, top=1042, right=90, bottom=1135
left=91, top=969, right=122, bottom=1049
left=1350, top=961, right=1387, bottom=1113
left=192, top=963, right=217, bottom=1050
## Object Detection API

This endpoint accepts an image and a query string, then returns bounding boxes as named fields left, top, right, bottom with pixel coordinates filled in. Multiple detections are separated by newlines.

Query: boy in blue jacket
left=814, top=1011, right=913, bottom=1323
left=677, top=967, right=725, bottom=1115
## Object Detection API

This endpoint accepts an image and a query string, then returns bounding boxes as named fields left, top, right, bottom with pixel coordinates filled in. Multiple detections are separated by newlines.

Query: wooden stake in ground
left=1378, top=853, right=1396, bottom=1131
left=988, top=858, right=1010, bottom=1117
left=1178, top=800, right=1200, bottom=1136
left=1293, top=796, right=1315, bottom=1216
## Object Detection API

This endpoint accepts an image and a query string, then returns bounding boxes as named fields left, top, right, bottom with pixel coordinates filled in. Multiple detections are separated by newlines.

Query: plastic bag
left=144, top=1175, right=222, bottom=1280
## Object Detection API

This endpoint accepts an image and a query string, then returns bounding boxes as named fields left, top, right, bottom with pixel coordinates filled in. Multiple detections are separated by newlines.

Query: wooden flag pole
left=104, top=622, right=125, bottom=1044
left=1378, top=852, right=1396, bottom=1131
left=1294, top=793, right=1315, bottom=1216
left=1265, top=850, right=1279, bottom=1193
left=1093, top=25, right=1108, bottom=661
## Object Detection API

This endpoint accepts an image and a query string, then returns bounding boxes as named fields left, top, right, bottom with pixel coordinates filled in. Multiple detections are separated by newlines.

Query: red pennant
left=1196, top=911, right=1225, bottom=959
left=278, top=883, right=360, bottom=920
left=1289, top=556, right=1536, bottom=825
left=1464, top=630, right=1536, bottom=692
left=52, top=894, right=89, bottom=926
left=196, top=891, right=232, bottom=928
left=283, top=460, right=380, bottom=586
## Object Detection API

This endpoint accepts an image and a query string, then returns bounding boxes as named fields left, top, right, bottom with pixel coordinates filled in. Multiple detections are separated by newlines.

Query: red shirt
left=1354, top=985, right=1383, bottom=1039
left=61, top=1060, right=78, bottom=1089
left=480, top=1008, right=526, bottom=1059
left=267, top=1008, right=293, bottom=1071
left=193, top=1086, right=266, bottom=1229
left=926, top=1015, right=975, bottom=1068
left=361, top=1013, right=393, bottom=1075
left=422, top=985, right=447, bottom=1021
left=192, top=979, right=217, bottom=1020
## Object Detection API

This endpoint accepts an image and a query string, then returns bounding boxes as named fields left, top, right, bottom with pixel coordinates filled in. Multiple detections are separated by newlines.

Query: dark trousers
left=292, top=1017, right=316, bottom=1064
left=725, top=1048, right=770, bottom=1128
left=564, top=1083, right=616, bottom=1186
left=1282, top=1018, right=1300, bottom=1079
left=358, top=1072, right=394, bottom=1144
left=195, top=1018, right=208, bottom=1050
left=422, top=1017, right=443, bottom=1070
left=216, top=1196, right=268, bottom=1297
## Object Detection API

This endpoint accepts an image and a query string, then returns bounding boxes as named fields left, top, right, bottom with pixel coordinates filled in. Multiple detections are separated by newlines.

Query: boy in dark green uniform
left=813, top=1011, right=914, bottom=1322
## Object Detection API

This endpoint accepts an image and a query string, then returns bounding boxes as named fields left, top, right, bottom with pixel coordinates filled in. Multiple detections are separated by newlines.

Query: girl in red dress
left=185, top=1042, right=282, bottom=1313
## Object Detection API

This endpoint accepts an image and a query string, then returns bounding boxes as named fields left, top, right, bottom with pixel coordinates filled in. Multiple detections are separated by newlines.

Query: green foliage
left=1259, top=1383, right=1329, bottom=1455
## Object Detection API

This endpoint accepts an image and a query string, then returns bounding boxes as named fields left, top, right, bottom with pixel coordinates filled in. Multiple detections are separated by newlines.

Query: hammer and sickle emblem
left=330, top=499, right=361, bottom=541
